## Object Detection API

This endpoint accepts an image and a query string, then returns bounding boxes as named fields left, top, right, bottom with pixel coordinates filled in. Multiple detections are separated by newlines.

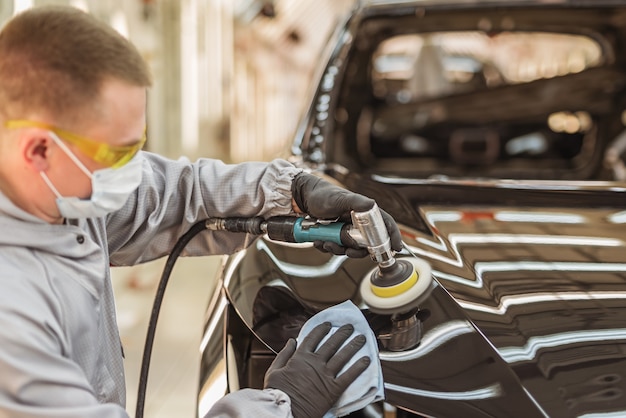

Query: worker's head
left=0, top=5, right=152, bottom=223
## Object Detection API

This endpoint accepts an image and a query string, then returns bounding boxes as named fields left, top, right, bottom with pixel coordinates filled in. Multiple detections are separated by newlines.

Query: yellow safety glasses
left=4, top=120, right=146, bottom=168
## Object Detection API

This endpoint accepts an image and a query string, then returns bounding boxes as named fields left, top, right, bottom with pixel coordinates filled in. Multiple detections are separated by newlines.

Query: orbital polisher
left=205, top=204, right=433, bottom=316
left=350, top=205, right=433, bottom=315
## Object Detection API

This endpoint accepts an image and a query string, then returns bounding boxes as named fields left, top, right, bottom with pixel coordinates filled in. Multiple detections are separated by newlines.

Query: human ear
left=20, top=131, right=52, bottom=172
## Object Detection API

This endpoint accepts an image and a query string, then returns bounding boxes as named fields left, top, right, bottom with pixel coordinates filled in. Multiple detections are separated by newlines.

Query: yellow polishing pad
left=360, top=258, right=433, bottom=314
left=371, top=268, right=418, bottom=298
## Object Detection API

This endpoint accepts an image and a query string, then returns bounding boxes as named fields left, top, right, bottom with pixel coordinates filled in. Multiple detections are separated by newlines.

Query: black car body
left=198, top=1, right=626, bottom=417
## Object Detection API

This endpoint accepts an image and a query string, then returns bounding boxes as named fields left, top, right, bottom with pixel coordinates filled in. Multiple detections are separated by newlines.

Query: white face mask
left=40, top=131, right=143, bottom=219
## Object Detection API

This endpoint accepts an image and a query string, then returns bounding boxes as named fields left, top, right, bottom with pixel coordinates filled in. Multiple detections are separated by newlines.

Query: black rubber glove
left=264, top=322, right=371, bottom=418
left=292, top=172, right=403, bottom=257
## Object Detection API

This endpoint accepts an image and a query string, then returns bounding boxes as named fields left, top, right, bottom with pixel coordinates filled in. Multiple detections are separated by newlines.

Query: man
left=0, top=5, right=402, bottom=418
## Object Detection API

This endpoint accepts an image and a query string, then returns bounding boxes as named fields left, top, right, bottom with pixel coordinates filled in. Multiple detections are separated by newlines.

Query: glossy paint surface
left=202, top=186, right=626, bottom=417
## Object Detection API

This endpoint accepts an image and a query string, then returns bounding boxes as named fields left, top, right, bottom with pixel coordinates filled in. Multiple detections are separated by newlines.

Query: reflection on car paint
left=254, top=239, right=348, bottom=278
left=457, top=291, right=626, bottom=316
left=499, top=328, right=626, bottom=364
left=379, top=320, right=474, bottom=361
left=384, top=381, right=503, bottom=401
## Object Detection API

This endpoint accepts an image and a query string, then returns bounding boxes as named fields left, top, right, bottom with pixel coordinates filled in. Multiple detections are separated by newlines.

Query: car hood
left=224, top=178, right=626, bottom=417
left=354, top=177, right=626, bottom=416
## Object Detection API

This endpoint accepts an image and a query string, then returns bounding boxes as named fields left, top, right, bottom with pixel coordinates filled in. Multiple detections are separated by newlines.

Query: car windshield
left=372, top=31, right=602, bottom=101
left=334, top=22, right=625, bottom=180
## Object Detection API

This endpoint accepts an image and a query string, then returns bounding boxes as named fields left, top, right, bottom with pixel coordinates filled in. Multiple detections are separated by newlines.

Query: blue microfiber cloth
left=296, top=300, right=384, bottom=417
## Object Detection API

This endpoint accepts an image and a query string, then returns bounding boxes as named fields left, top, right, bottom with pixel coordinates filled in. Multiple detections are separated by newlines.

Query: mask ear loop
left=39, top=171, right=63, bottom=199
left=47, top=131, right=93, bottom=179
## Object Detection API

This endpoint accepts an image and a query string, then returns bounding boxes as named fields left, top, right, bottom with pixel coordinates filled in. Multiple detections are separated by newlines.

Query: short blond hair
left=0, top=5, right=152, bottom=125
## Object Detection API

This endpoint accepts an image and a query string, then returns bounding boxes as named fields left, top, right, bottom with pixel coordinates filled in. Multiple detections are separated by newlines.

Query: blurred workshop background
left=0, top=1, right=354, bottom=417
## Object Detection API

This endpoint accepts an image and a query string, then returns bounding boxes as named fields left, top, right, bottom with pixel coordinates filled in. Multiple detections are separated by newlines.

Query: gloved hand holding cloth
left=291, top=172, right=402, bottom=258
left=264, top=322, right=371, bottom=418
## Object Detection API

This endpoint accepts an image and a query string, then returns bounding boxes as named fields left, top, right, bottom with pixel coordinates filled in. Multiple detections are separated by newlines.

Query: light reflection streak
left=255, top=239, right=348, bottom=278
left=417, top=236, right=449, bottom=251
left=493, top=180, right=616, bottom=190
left=380, top=320, right=474, bottom=361
left=371, top=174, right=615, bottom=190
left=197, top=358, right=227, bottom=418
left=453, top=235, right=620, bottom=246
left=476, top=261, right=626, bottom=275
left=432, top=270, right=482, bottom=288
left=221, top=249, right=247, bottom=289
left=424, top=234, right=620, bottom=250
left=199, top=297, right=228, bottom=353
left=424, top=210, right=587, bottom=225
left=499, top=328, right=626, bottom=363
left=608, top=210, right=626, bottom=224
left=458, top=291, right=626, bottom=315
left=371, top=174, right=617, bottom=190
left=467, top=261, right=626, bottom=292
left=432, top=260, right=626, bottom=293
left=385, top=382, right=503, bottom=400
left=579, top=411, right=626, bottom=418
left=425, top=211, right=462, bottom=224
left=494, top=211, right=586, bottom=223
left=524, top=387, right=551, bottom=418
left=408, top=234, right=621, bottom=272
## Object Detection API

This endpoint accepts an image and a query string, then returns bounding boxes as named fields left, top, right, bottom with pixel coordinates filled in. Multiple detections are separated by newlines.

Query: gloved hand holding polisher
left=291, top=172, right=403, bottom=258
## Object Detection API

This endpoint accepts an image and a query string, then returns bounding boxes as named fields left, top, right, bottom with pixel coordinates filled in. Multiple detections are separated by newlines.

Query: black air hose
left=135, top=220, right=208, bottom=418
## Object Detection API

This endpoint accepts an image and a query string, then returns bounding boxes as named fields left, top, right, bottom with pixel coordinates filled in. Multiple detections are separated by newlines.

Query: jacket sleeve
left=105, top=152, right=302, bottom=266
left=203, top=388, right=293, bottom=418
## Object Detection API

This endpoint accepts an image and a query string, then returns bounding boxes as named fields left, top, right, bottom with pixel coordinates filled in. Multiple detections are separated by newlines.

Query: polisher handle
left=205, top=215, right=359, bottom=248
left=350, top=204, right=395, bottom=266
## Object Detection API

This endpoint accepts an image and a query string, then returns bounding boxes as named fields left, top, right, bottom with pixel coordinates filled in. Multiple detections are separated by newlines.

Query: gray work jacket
left=0, top=151, right=300, bottom=417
